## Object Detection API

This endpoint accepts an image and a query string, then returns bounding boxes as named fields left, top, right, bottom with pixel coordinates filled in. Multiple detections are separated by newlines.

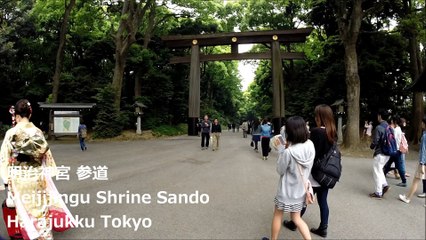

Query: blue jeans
left=384, top=151, right=406, bottom=183
left=314, top=186, right=329, bottom=226
left=79, top=137, right=86, bottom=150
left=300, top=186, right=329, bottom=227
left=400, top=153, right=407, bottom=179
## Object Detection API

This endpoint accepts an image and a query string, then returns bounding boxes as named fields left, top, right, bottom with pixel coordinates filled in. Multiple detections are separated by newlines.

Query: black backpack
left=311, top=142, right=342, bottom=189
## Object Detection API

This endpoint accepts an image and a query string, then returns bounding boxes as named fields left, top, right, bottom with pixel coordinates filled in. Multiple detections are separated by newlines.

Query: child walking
left=266, top=116, right=315, bottom=240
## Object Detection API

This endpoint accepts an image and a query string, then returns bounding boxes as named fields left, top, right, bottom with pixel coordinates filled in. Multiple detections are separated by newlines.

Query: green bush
left=93, top=85, right=123, bottom=139
left=152, top=124, right=187, bottom=137
left=143, top=117, right=163, bottom=130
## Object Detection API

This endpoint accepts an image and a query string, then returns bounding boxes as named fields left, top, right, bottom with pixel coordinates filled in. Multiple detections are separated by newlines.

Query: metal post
left=188, top=42, right=200, bottom=136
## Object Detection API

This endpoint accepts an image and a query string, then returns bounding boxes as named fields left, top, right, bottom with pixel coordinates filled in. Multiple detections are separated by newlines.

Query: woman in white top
left=383, top=115, right=407, bottom=186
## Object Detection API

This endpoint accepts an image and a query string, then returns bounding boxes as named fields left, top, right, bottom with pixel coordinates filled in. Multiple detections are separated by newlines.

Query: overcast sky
left=237, top=44, right=258, bottom=91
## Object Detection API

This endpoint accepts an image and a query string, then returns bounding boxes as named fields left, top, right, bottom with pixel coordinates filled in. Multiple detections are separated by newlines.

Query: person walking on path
left=260, top=118, right=272, bottom=160
left=283, top=104, right=337, bottom=238
left=78, top=119, right=88, bottom=151
left=399, top=116, right=426, bottom=205
left=369, top=109, right=391, bottom=199
left=211, top=118, right=222, bottom=151
left=399, top=118, right=411, bottom=179
left=200, top=115, right=211, bottom=150
left=267, top=116, right=315, bottom=240
left=383, top=115, right=407, bottom=187
left=251, top=119, right=261, bottom=152
left=242, top=120, right=249, bottom=138
left=366, top=121, right=373, bottom=142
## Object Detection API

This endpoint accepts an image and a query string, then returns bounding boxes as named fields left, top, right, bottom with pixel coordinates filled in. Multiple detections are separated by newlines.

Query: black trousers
left=423, top=179, right=426, bottom=193
left=261, top=137, right=270, bottom=157
left=201, top=132, right=210, bottom=147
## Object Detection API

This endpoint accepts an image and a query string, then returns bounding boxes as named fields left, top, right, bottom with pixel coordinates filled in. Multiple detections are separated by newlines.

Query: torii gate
left=162, top=28, right=312, bottom=135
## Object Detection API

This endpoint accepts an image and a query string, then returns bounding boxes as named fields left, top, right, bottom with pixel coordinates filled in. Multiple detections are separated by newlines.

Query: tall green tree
left=111, top=0, right=154, bottom=110
left=399, top=0, right=425, bottom=144
left=0, top=0, right=33, bottom=111
left=333, top=0, right=363, bottom=148
left=51, top=0, right=76, bottom=103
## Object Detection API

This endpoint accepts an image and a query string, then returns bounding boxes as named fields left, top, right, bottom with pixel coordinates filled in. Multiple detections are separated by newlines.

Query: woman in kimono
left=1, top=99, right=74, bottom=239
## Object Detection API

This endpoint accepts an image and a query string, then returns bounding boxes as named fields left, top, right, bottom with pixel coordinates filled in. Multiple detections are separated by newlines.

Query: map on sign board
left=53, top=111, right=80, bottom=134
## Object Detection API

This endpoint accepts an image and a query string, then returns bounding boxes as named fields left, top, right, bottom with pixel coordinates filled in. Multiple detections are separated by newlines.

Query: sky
left=237, top=44, right=259, bottom=91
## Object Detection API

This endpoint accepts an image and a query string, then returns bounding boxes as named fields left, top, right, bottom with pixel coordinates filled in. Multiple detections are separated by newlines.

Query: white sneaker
left=417, top=193, right=426, bottom=198
left=399, top=194, right=410, bottom=204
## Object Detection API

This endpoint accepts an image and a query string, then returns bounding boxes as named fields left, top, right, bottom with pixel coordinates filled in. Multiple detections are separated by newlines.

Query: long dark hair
left=286, top=116, right=309, bottom=144
left=391, top=115, right=401, bottom=126
left=314, top=104, right=337, bottom=143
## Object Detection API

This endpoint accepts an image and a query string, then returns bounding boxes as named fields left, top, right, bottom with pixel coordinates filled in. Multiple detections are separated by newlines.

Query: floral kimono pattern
left=1, top=122, right=75, bottom=239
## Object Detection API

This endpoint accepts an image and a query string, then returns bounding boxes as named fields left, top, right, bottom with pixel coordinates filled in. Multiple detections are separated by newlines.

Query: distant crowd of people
left=194, top=105, right=425, bottom=240
left=368, top=110, right=426, bottom=205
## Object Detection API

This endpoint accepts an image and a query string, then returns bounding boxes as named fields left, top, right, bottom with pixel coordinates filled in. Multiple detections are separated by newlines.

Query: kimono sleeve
left=44, top=149, right=58, bottom=177
left=0, top=130, right=14, bottom=182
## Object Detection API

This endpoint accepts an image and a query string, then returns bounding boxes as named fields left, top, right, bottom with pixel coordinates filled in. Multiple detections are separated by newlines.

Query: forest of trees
left=0, top=0, right=424, bottom=147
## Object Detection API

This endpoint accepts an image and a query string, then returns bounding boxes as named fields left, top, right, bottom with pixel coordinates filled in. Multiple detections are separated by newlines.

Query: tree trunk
left=400, top=0, right=425, bottom=144
left=134, top=73, right=142, bottom=99
left=51, top=0, right=76, bottom=103
left=343, top=43, right=361, bottom=147
left=112, top=48, right=126, bottom=108
left=334, top=0, right=363, bottom=149
left=134, top=3, right=156, bottom=103
left=112, top=0, right=154, bottom=110
left=412, top=92, right=424, bottom=144
left=408, top=36, right=424, bottom=144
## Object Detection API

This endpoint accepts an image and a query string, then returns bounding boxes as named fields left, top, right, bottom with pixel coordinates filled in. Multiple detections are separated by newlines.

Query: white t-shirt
left=393, top=126, right=402, bottom=149
left=366, top=124, right=373, bottom=136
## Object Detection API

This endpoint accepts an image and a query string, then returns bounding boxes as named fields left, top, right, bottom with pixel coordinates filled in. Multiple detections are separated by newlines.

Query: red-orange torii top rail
left=161, top=28, right=313, bottom=48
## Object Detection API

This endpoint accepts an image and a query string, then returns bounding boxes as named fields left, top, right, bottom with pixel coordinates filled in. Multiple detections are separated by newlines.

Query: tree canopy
left=0, top=0, right=424, bottom=145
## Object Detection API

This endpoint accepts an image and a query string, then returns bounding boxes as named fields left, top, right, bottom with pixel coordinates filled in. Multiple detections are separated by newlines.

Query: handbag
left=42, top=159, right=76, bottom=232
left=297, top=163, right=315, bottom=205
left=49, top=206, right=71, bottom=232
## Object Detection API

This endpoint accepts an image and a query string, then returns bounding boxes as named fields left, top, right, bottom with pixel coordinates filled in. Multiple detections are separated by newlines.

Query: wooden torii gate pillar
left=162, top=28, right=312, bottom=135
left=188, top=43, right=200, bottom=135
